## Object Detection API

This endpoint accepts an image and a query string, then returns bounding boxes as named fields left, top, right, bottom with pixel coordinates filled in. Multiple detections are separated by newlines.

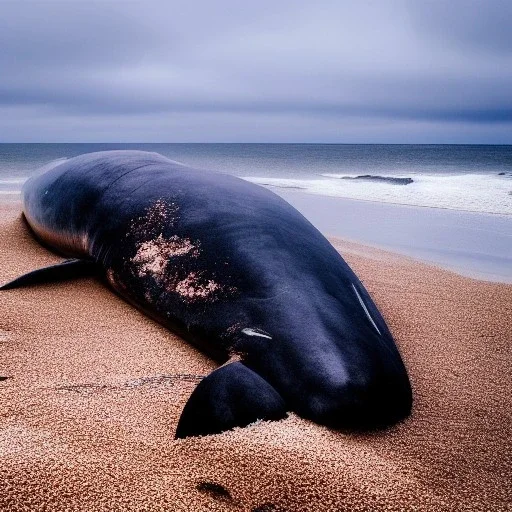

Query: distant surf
left=0, top=178, right=26, bottom=184
left=244, top=173, right=512, bottom=215
left=0, top=178, right=26, bottom=194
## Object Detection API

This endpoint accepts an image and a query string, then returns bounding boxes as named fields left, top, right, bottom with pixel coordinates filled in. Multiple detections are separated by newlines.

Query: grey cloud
left=407, top=0, right=512, bottom=54
left=0, top=0, right=511, bottom=141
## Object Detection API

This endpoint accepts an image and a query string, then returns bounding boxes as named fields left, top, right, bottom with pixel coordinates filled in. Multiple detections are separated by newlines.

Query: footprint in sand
left=196, top=482, right=232, bottom=502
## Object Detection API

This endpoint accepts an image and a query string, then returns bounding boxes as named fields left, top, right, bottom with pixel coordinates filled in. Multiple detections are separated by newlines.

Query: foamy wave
left=0, top=178, right=27, bottom=185
left=244, top=174, right=512, bottom=215
left=0, top=177, right=28, bottom=193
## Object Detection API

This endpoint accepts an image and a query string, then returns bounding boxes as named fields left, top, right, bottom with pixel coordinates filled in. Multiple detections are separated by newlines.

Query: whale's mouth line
left=351, top=283, right=382, bottom=336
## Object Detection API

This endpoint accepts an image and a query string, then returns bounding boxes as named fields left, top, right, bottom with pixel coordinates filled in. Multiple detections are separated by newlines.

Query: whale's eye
left=241, top=328, right=273, bottom=340
left=351, top=283, right=382, bottom=336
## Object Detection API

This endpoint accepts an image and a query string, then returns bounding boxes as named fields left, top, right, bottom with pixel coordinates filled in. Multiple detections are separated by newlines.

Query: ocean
left=1, top=143, right=511, bottom=282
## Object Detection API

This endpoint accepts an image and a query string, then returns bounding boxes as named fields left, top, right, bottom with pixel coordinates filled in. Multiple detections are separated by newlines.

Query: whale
left=1, top=150, right=412, bottom=438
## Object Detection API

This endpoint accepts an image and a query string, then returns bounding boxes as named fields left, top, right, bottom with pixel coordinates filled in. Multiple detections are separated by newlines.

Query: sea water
left=1, top=143, right=511, bottom=214
left=0, top=144, right=511, bottom=281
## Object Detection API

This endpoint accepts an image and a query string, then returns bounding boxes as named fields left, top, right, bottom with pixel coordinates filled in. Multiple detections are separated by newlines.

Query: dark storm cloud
left=0, top=0, right=511, bottom=141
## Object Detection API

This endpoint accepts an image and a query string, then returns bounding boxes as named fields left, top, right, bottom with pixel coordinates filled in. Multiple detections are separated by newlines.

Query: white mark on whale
left=144, top=199, right=178, bottom=226
left=351, top=283, right=382, bottom=336
left=125, top=198, right=237, bottom=303
left=131, top=235, right=198, bottom=277
left=241, top=328, right=273, bottom=340
left=175, top=272, right=220, bottom=299
left=175, top=272, right=220, bottom=301
left=129, top=199, right=180, bottom=238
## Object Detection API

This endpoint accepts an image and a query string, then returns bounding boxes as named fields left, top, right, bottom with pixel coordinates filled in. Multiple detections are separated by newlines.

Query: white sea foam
left=244, top=173, right=512, bottom=215
left=0, top=178, right=27, bottom=185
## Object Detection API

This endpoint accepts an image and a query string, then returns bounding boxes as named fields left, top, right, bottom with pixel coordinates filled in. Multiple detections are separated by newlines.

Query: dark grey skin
left=2, top=150, right=412, bottom=438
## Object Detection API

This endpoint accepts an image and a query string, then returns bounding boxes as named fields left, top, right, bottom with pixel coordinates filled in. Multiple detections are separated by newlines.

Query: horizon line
left=1, top=142, right=511, bottom=146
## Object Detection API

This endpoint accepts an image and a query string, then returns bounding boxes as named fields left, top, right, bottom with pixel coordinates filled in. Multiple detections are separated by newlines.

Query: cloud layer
left=1, top=0, right=511, bottom=142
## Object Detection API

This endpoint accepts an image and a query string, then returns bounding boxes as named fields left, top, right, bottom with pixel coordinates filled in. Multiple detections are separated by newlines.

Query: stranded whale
left=1, top=151, right=412, bottom=437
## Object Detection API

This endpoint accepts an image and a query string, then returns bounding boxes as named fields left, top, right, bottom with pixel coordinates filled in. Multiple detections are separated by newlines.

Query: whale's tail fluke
left=175, top=361, right=288, bottom=439
left=0, top=259, right=97, bottom=290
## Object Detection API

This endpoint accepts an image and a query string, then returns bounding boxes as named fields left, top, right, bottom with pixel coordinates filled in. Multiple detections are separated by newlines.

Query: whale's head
left=230, top=276, right=413, bottom=431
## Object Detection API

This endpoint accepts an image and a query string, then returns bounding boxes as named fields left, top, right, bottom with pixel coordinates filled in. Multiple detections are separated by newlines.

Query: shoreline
left=1, top=200, right=511, bottom=510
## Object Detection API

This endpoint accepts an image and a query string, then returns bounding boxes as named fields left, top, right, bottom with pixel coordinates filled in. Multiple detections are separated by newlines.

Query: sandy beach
left=1, top=199, right=511, bottom=511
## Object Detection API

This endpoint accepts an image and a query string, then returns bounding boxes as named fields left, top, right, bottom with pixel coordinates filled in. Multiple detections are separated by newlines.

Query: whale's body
left=11, top=150, right=412, bottom=437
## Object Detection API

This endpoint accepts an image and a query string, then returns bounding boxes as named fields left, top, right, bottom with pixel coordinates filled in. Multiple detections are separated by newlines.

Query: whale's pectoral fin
left=175, top=361, right=287, bottom=439
left=0, top=259, right=97, bottom=290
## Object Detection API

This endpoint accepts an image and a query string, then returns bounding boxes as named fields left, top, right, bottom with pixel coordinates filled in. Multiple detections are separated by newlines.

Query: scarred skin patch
left=175, top=272, right=220, bottom=301
left=128, top=199, right=179, bottom=239
left=131, top=235, right=198, bottom=277
left=123, top=198, right=237, bottom=305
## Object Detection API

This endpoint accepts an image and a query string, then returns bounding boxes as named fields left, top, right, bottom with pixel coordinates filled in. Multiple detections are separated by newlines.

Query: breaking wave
left=0, top=178, right=27, bottom=185
left=243, top=173, right=512, bottom=215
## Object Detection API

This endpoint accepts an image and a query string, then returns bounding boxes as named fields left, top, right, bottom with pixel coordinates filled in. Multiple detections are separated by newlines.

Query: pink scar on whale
left=175, top=272, right=220, bottom=300
left=131, top=235, right=199, bottom=277
left=126, top=199, right=235, bottom=304
left=128, top=199, right=180, bottom=238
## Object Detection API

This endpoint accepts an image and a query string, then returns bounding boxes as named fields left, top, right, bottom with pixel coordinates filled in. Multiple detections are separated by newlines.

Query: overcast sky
left=1, top=0, right=511, bottom=143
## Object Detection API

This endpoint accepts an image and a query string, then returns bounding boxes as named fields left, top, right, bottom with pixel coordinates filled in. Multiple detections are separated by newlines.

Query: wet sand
left=1, top=201, right=511, bottom=511
left=276, top=189, right=512, bottom=284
